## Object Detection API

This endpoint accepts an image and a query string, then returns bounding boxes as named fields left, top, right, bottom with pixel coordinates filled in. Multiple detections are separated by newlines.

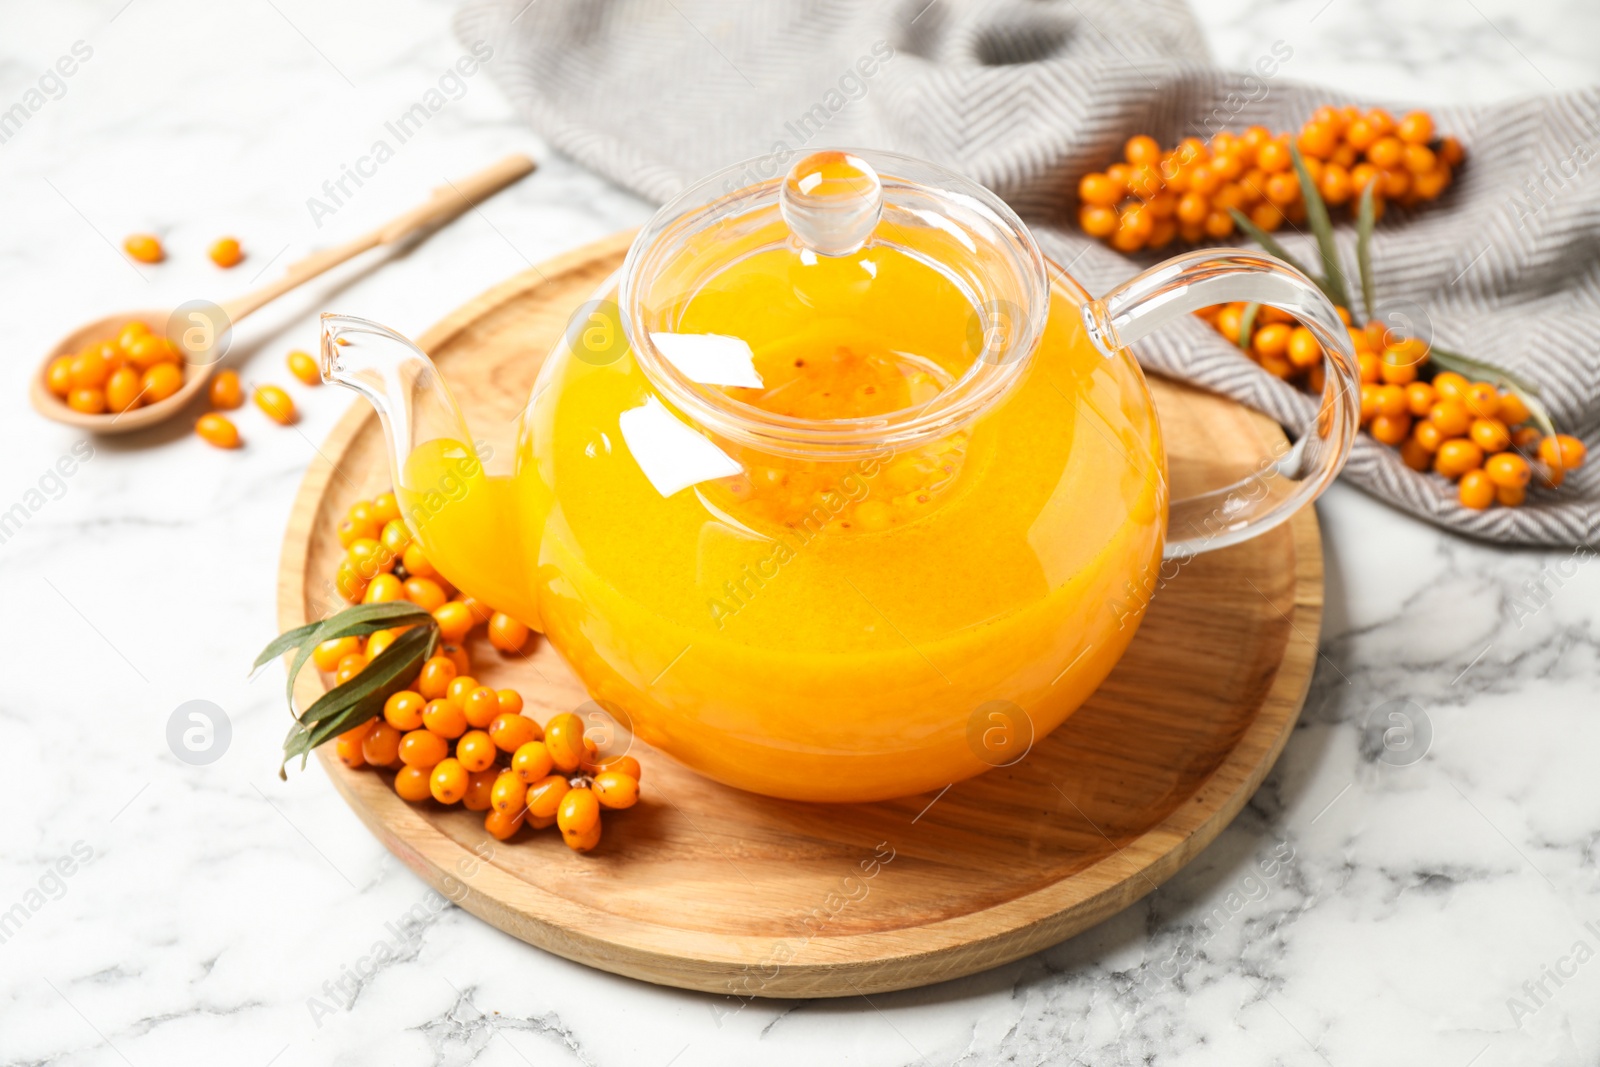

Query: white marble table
left=3, top=1, right=1598, bottom=1064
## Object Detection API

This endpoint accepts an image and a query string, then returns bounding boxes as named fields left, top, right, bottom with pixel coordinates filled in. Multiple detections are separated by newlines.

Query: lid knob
left=779, top=151, right=883, bottom=257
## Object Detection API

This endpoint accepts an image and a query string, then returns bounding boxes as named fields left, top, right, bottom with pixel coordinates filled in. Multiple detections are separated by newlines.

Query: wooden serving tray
left=277, top=231, right=1321, bottom=998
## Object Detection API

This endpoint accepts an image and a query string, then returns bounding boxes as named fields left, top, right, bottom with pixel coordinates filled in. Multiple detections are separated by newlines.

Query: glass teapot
left=323, top=149, right=1357, bottom=803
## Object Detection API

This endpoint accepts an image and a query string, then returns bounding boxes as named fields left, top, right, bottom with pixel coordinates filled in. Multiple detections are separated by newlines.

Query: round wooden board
left=277, top=230, right=1322, bottom=998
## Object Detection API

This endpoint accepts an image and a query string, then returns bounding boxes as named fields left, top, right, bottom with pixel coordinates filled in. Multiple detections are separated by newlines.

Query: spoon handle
left=217, top=154, right=537, bottom=325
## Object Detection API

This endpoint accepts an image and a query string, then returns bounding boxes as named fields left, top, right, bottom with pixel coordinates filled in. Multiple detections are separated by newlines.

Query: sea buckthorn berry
left=456, top=730, right=497, bottom=773
left=124, top=233, right=164, bottom=263
left=1400, top=438, right=1432, bottom=472
left=525, top=774, right=570, bottom=819
left=384, top=690, right=426, bottom=731
left=414, top=657, right=455, bottom=701
left=423, top=698, right=467, bottom=739
left=434, top=601, right=474, bottom=644
left=1367, top=136, right=1404, bottom=170
left=1319, top=163, right=1352, bottom=205
left=1496, top=392, right=1531, bottom=426
left=1297, top=121, right=1338, bottom=159
left=445, top=676, right=479, bottom=703
left=1344, top=118, right=1379, bottom=150
left=1369, top=413, right=1411, bottom=446
left=1485, top=452, right=1532, bottom=489
left=380, top=519, right=412, bottom=556
left=334, top=722, right=372, bottom=768
left=208, top=237, right=243, bottom=268
left=1359, top=383, right=1381, bottom=423
left=336, top=652, right=366, bottom=676
left=106, top=367, right=143, bottom=412
left=366, top=628, right=399, bottom=660
left=488, top=613, right=531, bottom=654
left=1439, top=136, right=1465, bottom=166
left=313, top=636, right=362, bottom=672
left=496, top=689, right=525, bottom=717
left=462, top=687, right=501, bottom=729
left=1379, top=351, right=1419, bottom=385
left=592, top=755, right=643, bottom=782
left=196, top=413, right=240, bottom=448
left=1413, top=166, right=1449, bottom=200
left=1203, top=209, right=1235, bottom=238
left=68, top=347, right=110, bottom=391
left=544, top=713, right=587, bottom=773
left=489, top=713, right=539, bottom=753
left=1216, top=305, right=1244, bottom=343
left=1539, top=434, right=1587, bottom=471
left=46, top=356, right=74, bottom=397
left=1078, top=171, right=1123, bottom=207
left=399, top=729, right=448, bottom=769
left=1358, top=353, right=1382, bottom=384
left=1264, top=172, right=1300, bottom=206
left=1078, top=205, right=1118, bottom=239
left=255, top=384, right=297, bottom=425
left=1124, top=135, right=1161, bottom=167
left=1374, top=384, right=1408, bottom=418
left=557, top=787, right=601, bottom=837
left=362, top=573, right=404, bottom=604
left=348, top=537, right=394, bottom=576
left=371, top=491, right=400, bottom=525
left=1496, top=483, right=1526, bottom=507
left=511, top=740, right=554, bottom=784
left=456, top=596, right=495, bottom=625
left=485, top=807, right=525, bottom=841
left=403, top=577, right=447, bottom=613
left=287, top=349, right=319, bottom=385
left=1458, top=469, right=1494, bottom=510
left=593, top=771, right=640, bottom=810
left=430, top=758, right=468, bottom=804
left=209, top=369, right=242, bottom=409
left=1432, top=372, right=1469, bottom=401
left=1253, top=323, right=1291, bottom=360
left=1146, top=217, right=1177, bottom=249
left=127, top=334, right=176, bottom=370
left=1405, top=382, right=1436, bottom=417
left=1428, top=399, right=1471, bottom=438
left=1397, top=111, right=1434, bottom=145
left=1511, top=426, right=1541, bottom=449
left=1469, top=418, right=1510, bottom=453
left=463, top=769, right=497, bottom=811
left=491, top=769, right=526, bottom=814
left=1435, top=438, right=1485, bottom=479
left=362, top=721, right=402, bottom=767
left=1286, top=327, right=1321, bottom=368
left=1463, top=382, right=1500, bottom=419
left=142, top=363, right=184, bottom=403
left=335, top=560, right=368, bottom=603
left=1176, top=192, right=1209, bottom=226
left=1402, top=143, right=1436, bottom=175
left=394, top=765, right=433, bottom=802
left=1379, top=168, right=1410, bottom=199
left=440, top=643, right=471, bottom=674
left=401, top=543, right=437, bottom=579
left=1248, top=202, right=1285, bottom=232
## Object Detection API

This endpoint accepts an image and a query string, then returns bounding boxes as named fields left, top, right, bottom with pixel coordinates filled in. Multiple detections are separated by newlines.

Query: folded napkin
left=457, top=0, right=1600, bottom=546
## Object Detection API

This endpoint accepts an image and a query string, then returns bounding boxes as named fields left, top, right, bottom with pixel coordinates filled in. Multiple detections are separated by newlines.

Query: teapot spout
left=320, top=314, right=541, bottom=631
left=320, top=313, right=474, bottom=477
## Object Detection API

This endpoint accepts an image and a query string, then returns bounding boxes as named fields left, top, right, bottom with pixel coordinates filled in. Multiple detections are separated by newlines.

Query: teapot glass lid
left=618, top=149, right=1052, bottom=458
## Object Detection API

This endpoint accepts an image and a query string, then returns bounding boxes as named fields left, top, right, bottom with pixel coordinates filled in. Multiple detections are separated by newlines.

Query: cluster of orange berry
left=45, top=319, right=189, bottom=416
left=1197, top=303, right=1588, bottom=509
left=320, top=492, right=637, bottom=850
left=194, top=352, right=316, bottom=449
left=123, top=232, right=244, bottom=269
left=1077, top=108, right=1462, bottom=252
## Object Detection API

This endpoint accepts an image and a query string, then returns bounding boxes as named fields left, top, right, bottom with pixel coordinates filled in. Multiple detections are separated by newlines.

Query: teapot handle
left=1082, top=248, right=1360, bottom=561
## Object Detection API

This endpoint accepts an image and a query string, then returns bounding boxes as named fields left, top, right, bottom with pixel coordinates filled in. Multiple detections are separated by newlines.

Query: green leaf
left=1356, top=184, right=1377, bottom=327
left=1237, top=302, right=1261, bottom=351
left=252, top=620, right=323, bottom=671
left=264, top=602, right=435, bottom=709
left=280, top=622, right=438, bottom=775
left=1227, top=208, right=1318, bottom=282
left=1290, top=144, right=1351, bottom=313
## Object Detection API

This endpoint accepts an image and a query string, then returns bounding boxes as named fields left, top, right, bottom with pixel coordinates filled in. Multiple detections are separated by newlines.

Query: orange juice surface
left=403, top=245, right=1166, bottom=801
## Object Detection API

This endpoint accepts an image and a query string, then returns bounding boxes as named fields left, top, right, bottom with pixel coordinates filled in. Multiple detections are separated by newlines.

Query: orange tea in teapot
left=337, top=148, right=1360, bottom=802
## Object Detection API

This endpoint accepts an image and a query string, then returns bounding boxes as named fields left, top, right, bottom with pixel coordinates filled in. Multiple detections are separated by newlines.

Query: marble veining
left=2, top=0, right=1599, bottom=1064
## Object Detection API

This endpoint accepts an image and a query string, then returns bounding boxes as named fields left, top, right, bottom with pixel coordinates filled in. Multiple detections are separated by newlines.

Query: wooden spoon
left=30, top=154, right=537, bottom=435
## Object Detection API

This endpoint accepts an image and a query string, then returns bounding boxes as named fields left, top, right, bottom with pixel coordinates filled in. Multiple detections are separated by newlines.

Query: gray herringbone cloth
left=457, top=0, right=1600, bottom=546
